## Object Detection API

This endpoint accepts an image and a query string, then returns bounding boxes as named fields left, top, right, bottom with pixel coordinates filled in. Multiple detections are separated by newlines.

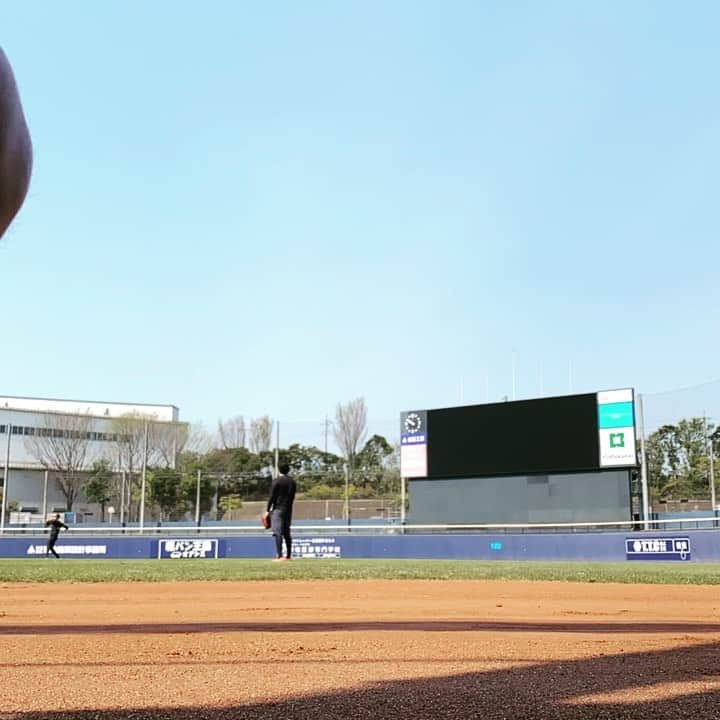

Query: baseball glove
left=261, top=511, right=271, bottom=529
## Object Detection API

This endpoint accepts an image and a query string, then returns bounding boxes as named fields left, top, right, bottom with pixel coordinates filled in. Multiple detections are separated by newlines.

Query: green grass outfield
left=1, top=558, right=720, bottom=584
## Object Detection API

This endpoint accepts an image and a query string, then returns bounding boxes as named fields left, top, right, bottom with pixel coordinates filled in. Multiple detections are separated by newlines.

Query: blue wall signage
left=158, top=538, right=220, bottom=559
left=1, top=530, right=716, bottom=562
left=625, top=537, right=691, bottom=561
left=293, top=537, right=342, bottom=558
left=25, top=542, right=108, bottom=557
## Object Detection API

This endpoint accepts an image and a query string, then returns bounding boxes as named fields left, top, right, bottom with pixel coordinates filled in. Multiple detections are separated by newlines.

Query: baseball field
left=1, top=559, right=719, bottom=720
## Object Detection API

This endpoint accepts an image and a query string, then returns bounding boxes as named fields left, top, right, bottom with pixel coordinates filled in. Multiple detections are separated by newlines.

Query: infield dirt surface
left=1, top=578, right=719, bottom=719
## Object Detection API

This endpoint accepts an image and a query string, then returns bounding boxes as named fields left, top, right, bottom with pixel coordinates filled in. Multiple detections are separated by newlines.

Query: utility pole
left=272, top=421, right=280, bottom=479
left=322, top=415, right=331, bottom=455
left=512, top=352, right=517, bottom=400
left=344, top=462, right=351, bottom=529
left=704, top=415, right=716, bottom=512
left=0, top=424, right=11, bottom=535
left=195, top=468, right=202, bottom=526
left=139, top=422, right=149, bottom=534
left=120, top=470, right=126, bottom=525
left=42, top=469, right=48, bottom=521
left=638, top=395, right=650, bottom=530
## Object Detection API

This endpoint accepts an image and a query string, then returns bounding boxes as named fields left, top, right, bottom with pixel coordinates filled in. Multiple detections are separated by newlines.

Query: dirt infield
left=1, top=578, right=719, bottom=719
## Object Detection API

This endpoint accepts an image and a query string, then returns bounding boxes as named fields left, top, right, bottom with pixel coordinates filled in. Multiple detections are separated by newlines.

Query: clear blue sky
left=2, top=2, right=719, bottom=441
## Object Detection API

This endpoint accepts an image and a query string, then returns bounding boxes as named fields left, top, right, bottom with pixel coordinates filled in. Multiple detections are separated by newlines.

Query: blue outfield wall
left=0, top=530, right=718, bottom=562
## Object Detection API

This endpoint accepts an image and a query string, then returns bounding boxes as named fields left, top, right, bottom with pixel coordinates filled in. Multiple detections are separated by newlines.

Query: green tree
left=675, top=418, right=711, bottom=497
left=305, top=483, right=337, bottom=500
left=205, top=447, right=267, bottom=476
left=355, top=435, right=394, bottom=468
left=646, top=418, right=715, bottom=500
left=279, top=444, right=342, bottom=474
left=218, top=494, right=243, bottom=513
left=277, top=444, right=344, bottom=496
left=83, top=459, right=113, bottom=521
left=179, top=470, right=217, bottom=520
left=354, top=435, right=399, bottom=496
left=148, top=468, right=184, bottom=520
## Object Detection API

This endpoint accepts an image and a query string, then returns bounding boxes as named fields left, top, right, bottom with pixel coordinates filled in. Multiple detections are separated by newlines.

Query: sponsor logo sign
left=625, top=537, right=691, bottom=561
left=158, top=539, right=219, bottom=559
left=292, top=537, right=342, bottom=559
left=26, top=544, right=107, bottom=556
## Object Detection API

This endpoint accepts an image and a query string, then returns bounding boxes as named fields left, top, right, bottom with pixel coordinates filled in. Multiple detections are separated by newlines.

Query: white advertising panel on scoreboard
left=400, top=410, right=428, bottom=478
left=400, top=443, right=427, bottom=478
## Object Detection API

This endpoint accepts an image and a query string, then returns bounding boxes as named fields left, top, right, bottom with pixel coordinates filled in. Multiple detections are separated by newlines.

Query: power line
left=642, top=377, right=720, bottom=398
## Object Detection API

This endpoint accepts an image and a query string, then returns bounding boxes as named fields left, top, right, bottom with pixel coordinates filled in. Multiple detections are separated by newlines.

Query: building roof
left=0, top=395, right=179, bottom=422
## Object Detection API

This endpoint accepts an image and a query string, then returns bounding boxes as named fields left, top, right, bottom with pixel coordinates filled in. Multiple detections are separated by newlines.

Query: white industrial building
left=0, top=395, right=181, bottom=525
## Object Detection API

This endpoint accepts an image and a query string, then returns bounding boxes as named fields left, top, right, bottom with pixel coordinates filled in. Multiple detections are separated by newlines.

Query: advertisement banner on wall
left=158, top=539, right=219, bottom=559
left=625, top=537, right=691, bottom=561
left=292, top=537, right=342, bottom=558
left=26, top=543, right=108, bottom=556
left=597, top=389, right=637, bottom=467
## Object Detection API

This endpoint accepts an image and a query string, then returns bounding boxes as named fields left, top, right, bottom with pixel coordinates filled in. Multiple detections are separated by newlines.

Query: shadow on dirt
left=5, top=634, right=720, bottom=719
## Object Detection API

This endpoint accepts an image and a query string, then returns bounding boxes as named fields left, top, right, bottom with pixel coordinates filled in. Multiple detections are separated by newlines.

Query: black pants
left=47, top=535, right=60, bottom=558
left=270, top=510, right=292, bottom=558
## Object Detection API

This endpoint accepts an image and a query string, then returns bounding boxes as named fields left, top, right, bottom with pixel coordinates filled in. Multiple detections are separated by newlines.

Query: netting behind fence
left=639, top=379, right=720, bottom=510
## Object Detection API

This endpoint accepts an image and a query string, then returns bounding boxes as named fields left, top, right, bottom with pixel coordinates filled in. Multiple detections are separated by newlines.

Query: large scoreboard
left=400, top=389, right=637, bottom=479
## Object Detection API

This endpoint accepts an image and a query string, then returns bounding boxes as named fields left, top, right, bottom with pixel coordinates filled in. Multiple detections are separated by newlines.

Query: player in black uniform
left=264, top=464, right=296, bottom=561
left=45, top=513, right=69, bottom=558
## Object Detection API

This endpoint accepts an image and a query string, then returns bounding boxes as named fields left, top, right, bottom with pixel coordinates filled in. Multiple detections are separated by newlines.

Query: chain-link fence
left=638, top=379, right=720, bottom=516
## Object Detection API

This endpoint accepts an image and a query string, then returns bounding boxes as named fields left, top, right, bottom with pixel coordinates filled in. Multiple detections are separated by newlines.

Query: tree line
left=14, top=397, right=400, bottom=521
left=644, top=418, right=719, bottom=502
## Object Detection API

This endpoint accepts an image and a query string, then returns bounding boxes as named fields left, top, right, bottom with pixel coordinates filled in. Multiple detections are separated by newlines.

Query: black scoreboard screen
left=425, top=394, right=600, bottom=478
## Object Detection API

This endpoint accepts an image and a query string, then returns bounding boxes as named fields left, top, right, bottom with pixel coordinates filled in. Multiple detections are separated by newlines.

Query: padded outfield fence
left=0, top=517, right=718, bottom=561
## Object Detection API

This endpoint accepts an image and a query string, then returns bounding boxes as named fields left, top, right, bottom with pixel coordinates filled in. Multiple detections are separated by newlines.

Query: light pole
left=195, top=469, right=202, bottom=527
left=139, top=423, right=148, bottom=533
left=704, top=415, right=716, bottom=512
left=637, top=395, right=650, bottom=530
left=344, top=462, right=350, bottom=529
left=0, top=424, right=12, bottom=535
left=42, top=469, right=48, bottom=521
